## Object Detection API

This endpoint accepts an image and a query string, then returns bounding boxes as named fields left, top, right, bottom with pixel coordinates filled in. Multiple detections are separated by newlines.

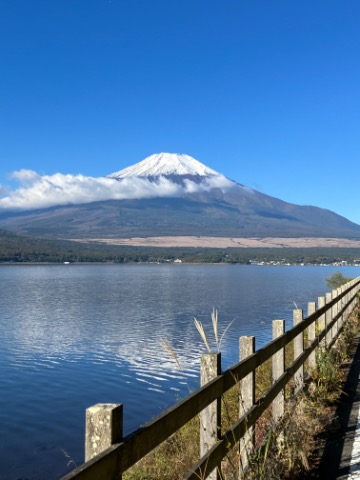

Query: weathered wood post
left=85, top=403, right=123, bottom=478
left=349, top=282, right=355, bottom=313
left=325, top=292, right=333, bottom=347
left=332, top=289, right=338, bottom=339
left=356, top=280, right=360, bottom=304
left=239, top=336, right=255, bottom=477
left=335, top=287, right=340, bottom=331
left=356, top=281, right=360, bottom=304
left=351, top=279, right=359, bottom=311
left=340, top=284, right=346, bottom=329
left=350, top=281, right=355, bottom=310
left=344, top=284, right=349, bottom=319
left=307, top=302, right=316, bottom=371
left=317, top=295, right=326, bottom=351
left=293, top=309, right=304, bottom=394
left=345, top=283, right=349, bottom=317
left=339, top=287, right=344, bottom=330
left=272, top=320, right=285, bottom=424
left=318, top=296, right=325, bottom=332
left=200, top=352, right=221, bottom=480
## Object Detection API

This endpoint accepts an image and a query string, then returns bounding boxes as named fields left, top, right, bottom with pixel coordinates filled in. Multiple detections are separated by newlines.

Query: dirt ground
left=75, top=236, right=360, bottom=248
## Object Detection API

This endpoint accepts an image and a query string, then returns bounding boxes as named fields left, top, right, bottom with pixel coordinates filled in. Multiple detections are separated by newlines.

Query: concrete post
left=272, top=320, right=285, bottom=424
left=85, top=403, right=123, bottom=477
left=239, top=336, right=255, bottom=477
left=325, top=292, right=333, bottom=347
left=307, top=302, right=316, bottom=371
left=200, top=352, right=221, bottom=480
left=293, top=309, right=304, bottom=394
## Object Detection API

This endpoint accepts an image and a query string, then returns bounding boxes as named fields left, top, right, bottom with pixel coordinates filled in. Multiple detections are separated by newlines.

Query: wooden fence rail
left=61, top=276, right=360, bottom=480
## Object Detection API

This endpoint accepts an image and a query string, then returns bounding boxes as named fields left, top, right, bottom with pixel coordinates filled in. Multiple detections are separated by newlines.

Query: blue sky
left=1, top=1, right=359, bottom=223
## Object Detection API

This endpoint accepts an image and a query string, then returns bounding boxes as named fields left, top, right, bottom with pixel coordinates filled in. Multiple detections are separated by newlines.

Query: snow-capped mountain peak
left=108, top=153, right=220, bottom=179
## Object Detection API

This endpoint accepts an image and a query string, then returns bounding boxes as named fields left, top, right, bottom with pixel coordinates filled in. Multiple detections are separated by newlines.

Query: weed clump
left=125, top=302, right=360, bottom=480
left=246, top=302, right=360, bottom=480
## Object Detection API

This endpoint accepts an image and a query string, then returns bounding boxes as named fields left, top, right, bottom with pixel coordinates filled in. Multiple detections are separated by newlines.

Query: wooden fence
left=61, top=276, right=360, bottom=480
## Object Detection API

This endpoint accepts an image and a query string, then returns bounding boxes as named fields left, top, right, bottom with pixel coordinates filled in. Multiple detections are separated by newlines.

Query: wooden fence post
left=325, top=292, right=333, bottom=347
left=350, top=280, right=359, bottom=311
left=239, top=336, right=255, bottom=477
left=344, top=285, right=349, bottom=318
left=340, top=285, right=346, bottom=329
left=318, top=296, right=325, bottom=332
left=339, top=287, right=344, bottom=329
left=85, top=403, right=123, bottom=479
left=344, top=283, right=350, bottom=320
left=272, top=320, right=285, bottom=424
left=293, top=309, right=304, bottom=394
left=356, top=281, right=360, bottom=305
left=332, top=289, right=338, bottom=339
left=200, top=352, right=221, bottom=480
left=307, top=302, right=316, bottom=371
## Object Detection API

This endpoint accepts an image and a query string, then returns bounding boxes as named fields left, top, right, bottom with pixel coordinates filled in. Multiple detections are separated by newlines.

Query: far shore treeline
left=1, top=229, right=360, bottom=265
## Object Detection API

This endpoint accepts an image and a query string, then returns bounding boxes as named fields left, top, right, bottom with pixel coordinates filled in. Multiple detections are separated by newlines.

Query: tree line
left=1, top=229, right=360, bottom=265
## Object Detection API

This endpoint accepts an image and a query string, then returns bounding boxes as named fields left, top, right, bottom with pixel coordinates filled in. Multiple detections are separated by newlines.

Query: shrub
left=326, top=271, right=352, bottom=289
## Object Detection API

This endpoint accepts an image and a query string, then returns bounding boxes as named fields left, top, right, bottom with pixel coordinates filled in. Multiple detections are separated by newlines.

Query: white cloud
left=199, top=175, right=235, bottom=190
left=10, top=169, right=41, bottom=185
left=182, top=175, right=235, bottom=193
left=0, top=169, right=235, bottom=211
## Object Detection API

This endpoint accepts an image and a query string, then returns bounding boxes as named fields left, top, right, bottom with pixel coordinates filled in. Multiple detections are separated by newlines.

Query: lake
left=0, top=264, right=359, bottom=479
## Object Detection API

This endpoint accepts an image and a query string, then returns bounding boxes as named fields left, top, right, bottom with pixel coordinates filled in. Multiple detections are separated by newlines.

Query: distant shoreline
left=0, top=262, right=358, bottom=267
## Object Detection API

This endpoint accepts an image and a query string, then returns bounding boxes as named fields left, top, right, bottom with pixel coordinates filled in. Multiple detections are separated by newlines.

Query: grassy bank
left=122, top=300, right=360, bottom=480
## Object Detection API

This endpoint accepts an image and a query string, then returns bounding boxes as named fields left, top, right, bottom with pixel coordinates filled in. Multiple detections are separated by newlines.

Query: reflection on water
left=0, top=264, right=359, bottom=479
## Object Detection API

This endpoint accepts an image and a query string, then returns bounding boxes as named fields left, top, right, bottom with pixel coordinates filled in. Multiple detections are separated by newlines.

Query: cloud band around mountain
left=0, top=169, right=234, bottom=211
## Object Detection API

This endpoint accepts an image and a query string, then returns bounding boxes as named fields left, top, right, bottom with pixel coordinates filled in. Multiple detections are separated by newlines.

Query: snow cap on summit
left=108, top=153, right=220, bottom=179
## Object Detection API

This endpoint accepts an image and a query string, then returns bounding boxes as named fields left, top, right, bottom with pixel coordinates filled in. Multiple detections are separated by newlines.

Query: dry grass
left=245, top=301, right=360, bottom=480
left=123, top=416, right=200, bottom=480
left=124, top=301, right=360, bottom=480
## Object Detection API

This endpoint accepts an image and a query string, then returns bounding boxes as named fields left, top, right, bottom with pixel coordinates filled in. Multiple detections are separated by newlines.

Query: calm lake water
left=1, top=264, right=359, bottom=480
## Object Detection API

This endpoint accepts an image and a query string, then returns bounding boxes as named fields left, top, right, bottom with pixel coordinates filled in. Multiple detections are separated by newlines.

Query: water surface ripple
left=0, top=264, right=358, bottom=479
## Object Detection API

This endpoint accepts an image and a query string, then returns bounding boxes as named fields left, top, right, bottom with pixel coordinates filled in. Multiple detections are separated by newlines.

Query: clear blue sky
left=1, top=1, right=359, bottom=223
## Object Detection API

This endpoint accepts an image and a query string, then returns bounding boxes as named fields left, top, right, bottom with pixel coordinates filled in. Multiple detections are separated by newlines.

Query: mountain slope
left=1, top=153, right=360, bottom=239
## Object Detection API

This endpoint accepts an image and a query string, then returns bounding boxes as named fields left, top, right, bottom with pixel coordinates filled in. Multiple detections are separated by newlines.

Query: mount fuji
left=108, top=153, right=221, bottom=178
left=1, top=152, right=360, bottom=240
left=107, top=152, right=235, bottom=190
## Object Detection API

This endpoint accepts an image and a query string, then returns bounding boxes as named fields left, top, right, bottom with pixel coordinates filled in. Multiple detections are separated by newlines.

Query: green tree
left=326, top=271, right=353, bottom=290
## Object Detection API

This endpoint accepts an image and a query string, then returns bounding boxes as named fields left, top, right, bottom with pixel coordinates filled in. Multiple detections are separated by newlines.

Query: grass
left=246, top=299, right=360, bottom=479
left=123, top=300, right=360, bottom=480
left=123, top=417, right=200, bottom=480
